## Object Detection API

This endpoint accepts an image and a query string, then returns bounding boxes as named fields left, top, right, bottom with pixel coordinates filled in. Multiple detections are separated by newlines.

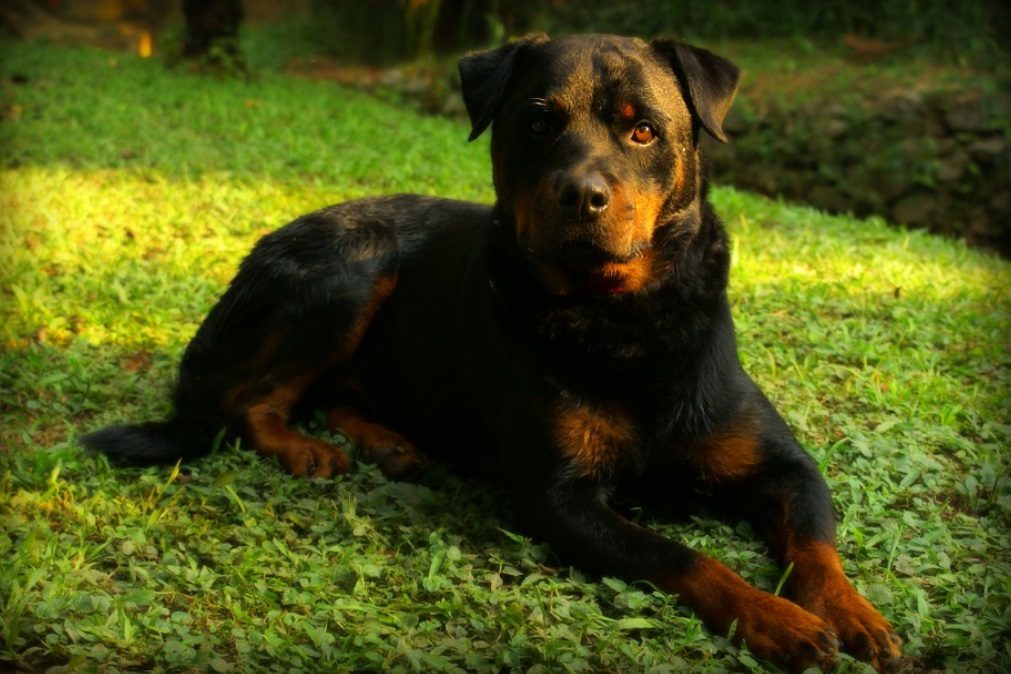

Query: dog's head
left=460, top=34, right=738, bottom=296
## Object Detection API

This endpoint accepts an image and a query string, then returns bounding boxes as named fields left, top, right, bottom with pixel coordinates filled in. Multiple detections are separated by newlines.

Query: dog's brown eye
left=530, top=118, right=551, bottom=136
left=632, top=122, right=656, bottom=144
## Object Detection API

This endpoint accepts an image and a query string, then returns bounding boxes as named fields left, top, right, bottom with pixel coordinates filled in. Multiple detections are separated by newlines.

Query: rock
left=808, top=185, right=850, bottom=213
left=402, top=75, right=430, bottom=96
left=936, top=150, right=969, bottom=182
left=876, top=172, right=911, bottom=202
left=879, top=90, right=922, bottom=121
left=900, top=111, right=945, bottom=137
left=968, top=135, right=1008, bottom=161
left=968, top=210, right=999, bottom=238
left=825, top=117, right=849, bottom=138
left=826, top=102, right=849, bottom=116
left=990, top=191, right=1011, bottom=213
left=892, top=192, right=936, bottom=226
left=935, top=137, right=956, bottom=154
left=688, top=81, right=1008, bottom=256
left=378, top=68, right=407, bottom=88
left=901, top=136, right=932, bottom=161
left=944, top=97, right=988, bottom=132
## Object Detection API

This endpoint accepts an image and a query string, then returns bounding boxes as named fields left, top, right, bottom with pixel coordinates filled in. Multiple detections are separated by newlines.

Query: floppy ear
left=651, top=40, right=740, bottom=143
left=458, top=34, right=548, bottom=142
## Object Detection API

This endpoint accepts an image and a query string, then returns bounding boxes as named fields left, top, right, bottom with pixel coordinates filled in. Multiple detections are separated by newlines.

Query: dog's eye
left=631, top=122, right=656, bottom=144
left=529, top=117, right=552, bottom=136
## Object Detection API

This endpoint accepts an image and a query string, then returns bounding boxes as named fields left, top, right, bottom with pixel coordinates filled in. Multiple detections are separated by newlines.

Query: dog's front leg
left=514, top=477, right=841, bottom=673
left=715, top=438, right=903, bottom=671
left=698, top=395, right=903, bottom=671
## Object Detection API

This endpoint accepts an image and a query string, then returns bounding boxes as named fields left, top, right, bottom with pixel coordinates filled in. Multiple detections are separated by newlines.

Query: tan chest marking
left=553, top=402, right=639, bottom=479
left=688, top=420, right=763, bottom=482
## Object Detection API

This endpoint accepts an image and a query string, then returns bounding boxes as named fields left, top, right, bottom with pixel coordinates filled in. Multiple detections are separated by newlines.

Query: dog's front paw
left=730, top=593, right=841, bottom=673
left=801, top=585, right=902, bottom=672
left=784, top=540, right=902, bottom=671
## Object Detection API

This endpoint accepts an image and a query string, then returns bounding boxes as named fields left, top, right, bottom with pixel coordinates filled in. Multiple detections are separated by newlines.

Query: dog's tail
left=80, top=415, right=221, bottom=466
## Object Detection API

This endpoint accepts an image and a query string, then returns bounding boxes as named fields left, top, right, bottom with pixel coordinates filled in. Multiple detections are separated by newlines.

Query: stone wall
left=704, top=86, right=1011, bottom=256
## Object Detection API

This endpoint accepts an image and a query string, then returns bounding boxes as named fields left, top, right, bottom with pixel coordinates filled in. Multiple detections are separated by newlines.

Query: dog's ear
left=651, top=40, right=739, bottom=143
left=459, top=34, right=549, bottom=142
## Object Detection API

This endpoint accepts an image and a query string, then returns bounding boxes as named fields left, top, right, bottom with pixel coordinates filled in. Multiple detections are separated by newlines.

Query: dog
left=83, top=34, right=902, bottom=672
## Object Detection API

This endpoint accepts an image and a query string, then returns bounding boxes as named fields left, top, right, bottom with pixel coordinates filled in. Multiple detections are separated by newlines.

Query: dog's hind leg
left=225, top=272, right=400, bottom=479
left=87, top=206, right=407, bottom=475
left=163, top=206, right=408, bottom=478
left=243, top=374, right=350, bottom=477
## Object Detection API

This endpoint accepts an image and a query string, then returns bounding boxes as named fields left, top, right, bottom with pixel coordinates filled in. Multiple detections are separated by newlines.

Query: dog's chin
left=582, top=266, right=638, bottom=295
left=527, top=255, right=659, bottom=298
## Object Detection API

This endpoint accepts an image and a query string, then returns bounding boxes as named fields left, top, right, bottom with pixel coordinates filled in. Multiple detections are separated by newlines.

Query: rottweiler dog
left=84, top=34, right=901, bottom=672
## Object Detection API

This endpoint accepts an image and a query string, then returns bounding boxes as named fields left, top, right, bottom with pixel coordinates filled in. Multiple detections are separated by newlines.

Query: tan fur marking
left=689, top=419, right=762, bottom=482
left=339, top=274, right=398, bottom=357
left=608, top=182, right=659, bottom=255
left=512, top=189, right=537, bottom=255
left=554, top=402, right=638, bottom=478
left=673, top=145, right=688, bottom=194
left=786, top=538, right=849, bottom=607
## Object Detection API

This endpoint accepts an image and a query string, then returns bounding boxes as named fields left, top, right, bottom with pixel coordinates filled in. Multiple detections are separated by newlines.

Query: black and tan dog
left=84, top=34, right=901, bottom=672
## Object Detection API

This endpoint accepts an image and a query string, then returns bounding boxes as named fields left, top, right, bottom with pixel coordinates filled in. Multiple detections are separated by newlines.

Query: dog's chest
left=549, top=390, right=650, bottom=480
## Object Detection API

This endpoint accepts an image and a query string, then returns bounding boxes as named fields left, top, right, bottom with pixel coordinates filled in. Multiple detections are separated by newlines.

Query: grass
left=2, top=38, right=1010, bottom=674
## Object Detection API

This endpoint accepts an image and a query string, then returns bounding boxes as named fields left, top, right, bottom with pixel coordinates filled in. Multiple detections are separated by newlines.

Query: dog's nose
left=558, top=172, right=611, bottom=218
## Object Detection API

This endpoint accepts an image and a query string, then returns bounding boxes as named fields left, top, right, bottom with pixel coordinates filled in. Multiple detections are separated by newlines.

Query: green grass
left=2, top=39, right=1010, bottom=674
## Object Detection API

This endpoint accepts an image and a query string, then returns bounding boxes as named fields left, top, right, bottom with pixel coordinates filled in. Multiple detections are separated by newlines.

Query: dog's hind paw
left=276, top=438, right=351, bottom=478
left=326, top=407, right=427, bottom=480
left=365, top=437, right=429, bottom=480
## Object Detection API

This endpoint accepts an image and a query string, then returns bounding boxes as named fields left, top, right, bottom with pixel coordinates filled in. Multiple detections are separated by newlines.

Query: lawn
left=1, top=38, right=1010, bottom=674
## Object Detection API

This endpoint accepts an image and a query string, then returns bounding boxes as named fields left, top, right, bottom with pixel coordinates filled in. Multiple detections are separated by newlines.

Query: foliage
left=301, top=0, right=1008, bottom=68
left=701, top=41, right=1011, bottom=255
left=544, top=0, right=1007, bottom=69
left=2, top=40, right=1011, bottom=673
left=306, top=0, right=539, bottom=64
